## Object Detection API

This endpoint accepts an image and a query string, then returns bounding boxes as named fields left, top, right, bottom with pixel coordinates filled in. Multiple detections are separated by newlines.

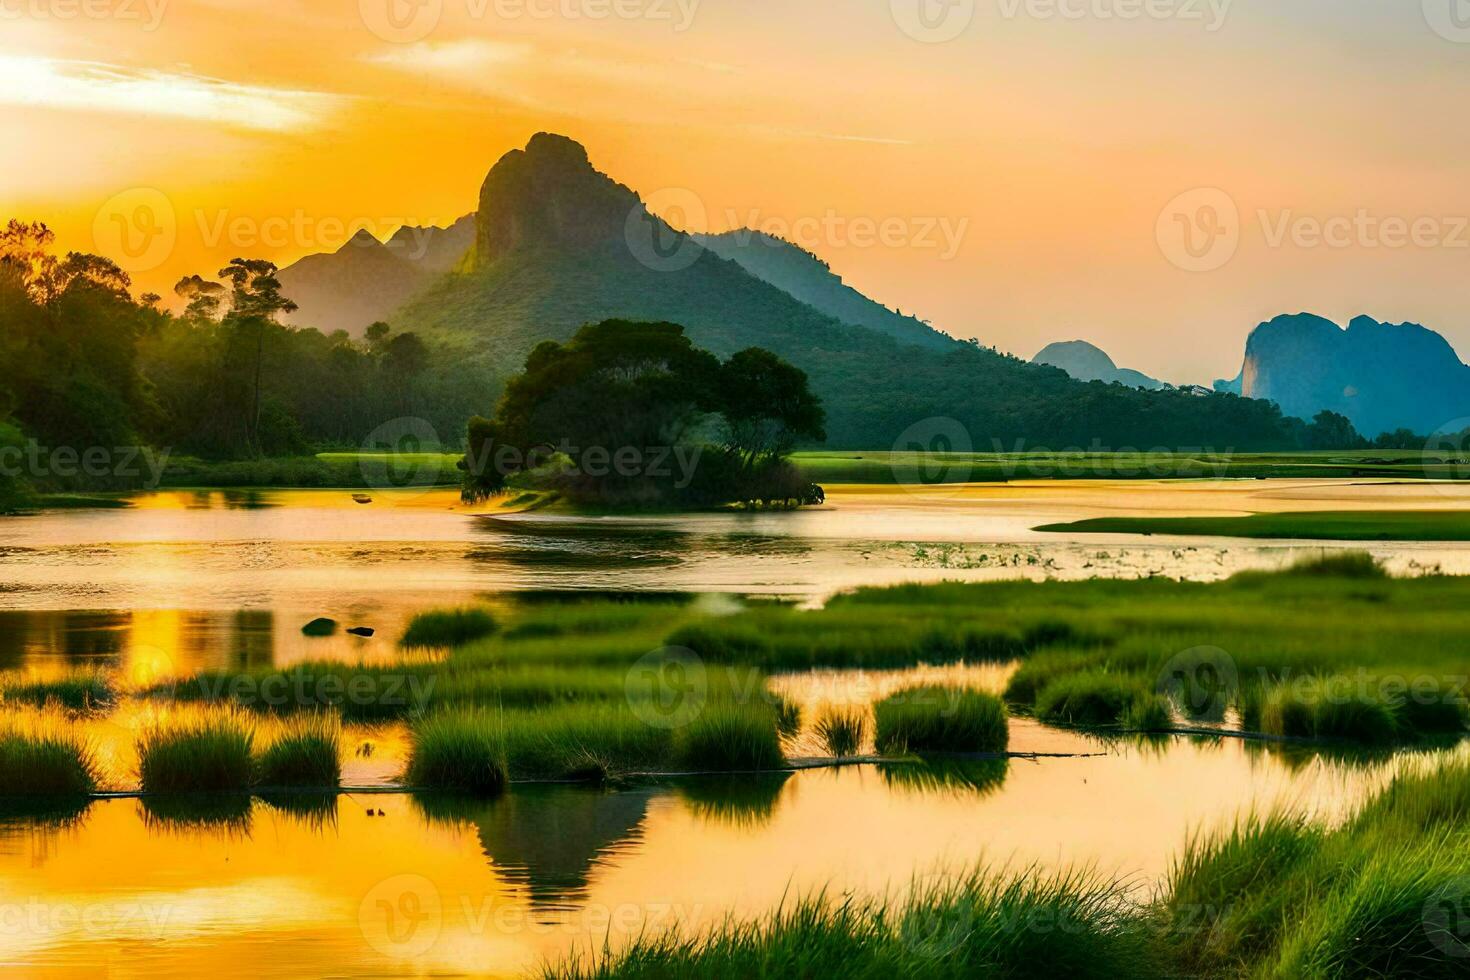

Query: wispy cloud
left=365, top=38, right=532, bottom=75
left=0, top=56, right=344, bottom=131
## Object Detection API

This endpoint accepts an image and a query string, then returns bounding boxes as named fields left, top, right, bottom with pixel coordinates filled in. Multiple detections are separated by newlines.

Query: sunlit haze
left=7, top=1, right=1470, bottom=382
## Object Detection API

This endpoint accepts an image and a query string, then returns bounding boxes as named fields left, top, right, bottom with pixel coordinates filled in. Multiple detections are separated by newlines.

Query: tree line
left=0, top=220, right=491, bottom=491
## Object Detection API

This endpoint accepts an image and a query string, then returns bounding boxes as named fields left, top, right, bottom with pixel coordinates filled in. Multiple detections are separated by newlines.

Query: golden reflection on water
left=0, top=736, right=1440, bottom=979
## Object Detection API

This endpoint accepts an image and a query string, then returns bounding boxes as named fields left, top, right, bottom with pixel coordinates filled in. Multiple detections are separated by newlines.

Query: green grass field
left=119, top=448, right=1470, bottom=496
left=1037, top=510, right=1470, bottom=540
left=793, top=449, right=1470, bottom=484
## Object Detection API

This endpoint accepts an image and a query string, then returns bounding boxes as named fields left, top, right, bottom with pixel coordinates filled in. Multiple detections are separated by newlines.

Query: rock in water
left=346, top=626, right=375, bottom=637
left=301, top=618, right=338, bottom=636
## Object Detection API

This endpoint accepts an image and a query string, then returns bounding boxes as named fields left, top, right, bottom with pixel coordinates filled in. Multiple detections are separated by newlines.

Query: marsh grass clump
left=545, top=865, right=1154, bottom=980
left=1, top=670, right=117, bottom=712
left=0, top=715, right=100, bottom=797
left=500, top=706, right=670, bottom=780
left=1351, top=756, right=1470, bottom=834
left=873, top=686, right=1008, bottom=755
left=1033, top=673, right=1148, bottom=728
left=401, top=607, right=499, bottom=648
left=1159, top=812, right=1324, bottom=972
left=1157, top=754, right=1470, bottom=978
left=674, top=704, right=785, bottom=772
left=1119, top=695, right=1174, bottom=733
left=405, top=710, right=509, bottom=795
left=255, top=714, right=341, bottom=788
left=157, top=661, right=438, bottom=722
left=136, top=710, right=255, bottom=793
left=1267, top=840, right=1470, bottom=977
left=1252, top=675, right=1465, bottom=744
left=1280, top=550, right=1387, bottom=579
left=813, top=707, right=868, bottom=757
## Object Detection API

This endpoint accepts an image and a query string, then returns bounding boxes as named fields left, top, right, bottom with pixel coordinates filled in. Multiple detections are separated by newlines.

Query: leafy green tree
left=719, top=347, right=825, bottom=465
left=218, top=259, right=297, bottom=455
left=461, top=320, right=823, bottom=506
left=1305, top=410, right=1362, bottom=450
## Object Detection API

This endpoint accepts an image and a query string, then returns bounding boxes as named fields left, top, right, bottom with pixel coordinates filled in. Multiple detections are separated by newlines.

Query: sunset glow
left=7, top=1, right=1470, bottom=382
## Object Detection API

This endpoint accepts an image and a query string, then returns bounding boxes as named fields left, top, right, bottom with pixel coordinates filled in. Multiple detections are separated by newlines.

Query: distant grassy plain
left=47, top=448, right=1470, bottom=499
left=1038, top=510, right=1470, bottom=541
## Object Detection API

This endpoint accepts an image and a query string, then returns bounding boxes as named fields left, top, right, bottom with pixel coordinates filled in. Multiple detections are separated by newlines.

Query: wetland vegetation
left=552, top=754, right=1470, bottom=979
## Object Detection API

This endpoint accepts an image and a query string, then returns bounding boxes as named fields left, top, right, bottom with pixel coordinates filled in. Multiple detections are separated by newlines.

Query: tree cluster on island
left=460, top=320, right=827, bottom=508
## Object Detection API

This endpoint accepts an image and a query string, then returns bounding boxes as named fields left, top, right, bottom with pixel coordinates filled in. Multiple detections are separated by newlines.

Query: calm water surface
left=4, top=480, right=1468, bottom=673
left=1, top=481, right=1468, bottom=975
left=0, top=733, right=1446, bottom=979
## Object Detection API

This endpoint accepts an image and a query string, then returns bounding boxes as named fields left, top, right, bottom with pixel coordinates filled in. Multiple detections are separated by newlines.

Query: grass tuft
left=0, top=714, right=100, bottom=796
left=813, top=707, right=868, bottom=757
left=401, top=607, right=499, bottom=648
left=674, top=704, right=785, bottom=772
left=136, top=710, right=255, bottom=793
left=1033, top=672, right=1148, bottom=728
left=255, top=714, right=342, bottom=788
left=1, top=670, right=117, bottom=712
left=873, top=686, right=1008, bottom=754
left=545, top=865, right=1154, bottom=980
left=405, top=710, right=509, bottom=795
left=1120, top=694, right=1174, bottom=733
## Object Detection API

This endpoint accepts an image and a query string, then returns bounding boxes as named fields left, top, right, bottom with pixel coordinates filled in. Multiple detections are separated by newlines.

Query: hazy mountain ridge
left=693, top=229, right=953, bottom=349
left=1032, top=340, right=1166, bottom=390
left=1214, top=313, right=1470, bottom=437
left=278, top=215, right=474, bottom=336
left=388, top=133, right=1299, bottom=450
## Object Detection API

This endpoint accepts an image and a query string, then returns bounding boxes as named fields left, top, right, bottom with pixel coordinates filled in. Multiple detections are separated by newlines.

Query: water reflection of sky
left=0, top=737, right=1451, bottom=979
left=5, top=482, right=1470, bottom=670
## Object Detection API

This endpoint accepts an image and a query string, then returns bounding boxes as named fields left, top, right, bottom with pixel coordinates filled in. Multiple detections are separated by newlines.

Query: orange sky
left=6, top=1, right=1470, bottom=383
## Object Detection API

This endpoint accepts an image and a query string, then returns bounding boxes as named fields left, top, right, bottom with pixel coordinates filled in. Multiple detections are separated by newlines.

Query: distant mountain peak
left=1224, top=312, right=1470, bottom=436
left=474, top=132, right=637, bottom=265
left=525, top=131, right=593, bottom=167
left=1032, top=339, right=1164, bottom=390
left=342, top=227, right=383, bottom=250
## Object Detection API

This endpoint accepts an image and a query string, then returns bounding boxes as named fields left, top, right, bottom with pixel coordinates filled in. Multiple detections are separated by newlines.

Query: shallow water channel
left=0, top=482, right=1466, bottom=975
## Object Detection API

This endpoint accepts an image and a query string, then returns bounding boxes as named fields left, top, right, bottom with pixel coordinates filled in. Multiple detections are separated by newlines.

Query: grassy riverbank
left=794, top=449, right=1470, bottom=484
left=547, top=754, right=1470, bottom=979
left=17, top=448, right=1469, bottom=506
left=1037, top=510, right=1470, bottom=541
